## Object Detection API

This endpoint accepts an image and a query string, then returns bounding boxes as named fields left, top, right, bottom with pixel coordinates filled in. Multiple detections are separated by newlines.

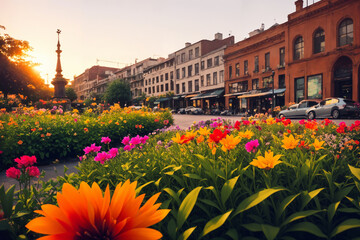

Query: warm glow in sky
left=1, top=0, right=311, bottom=84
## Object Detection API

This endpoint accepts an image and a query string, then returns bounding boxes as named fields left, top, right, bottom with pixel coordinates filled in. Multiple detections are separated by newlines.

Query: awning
left=173, top=96, right=181, bottom=100
left=191, top=89, right=225, bottom=100
left=224, top=92, right=247, bottom=97
left=154, top=101, right=160, bottom=104
left=190, top=92, right=208, bottom=100
left=157, top=97, right=172, bottom=102
left=238, top=88, right=286, bottom=99
left=185, top=94, right=199, bottom=98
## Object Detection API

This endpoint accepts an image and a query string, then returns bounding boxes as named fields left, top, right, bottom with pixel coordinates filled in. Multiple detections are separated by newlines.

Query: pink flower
left=124, top=145, right=134, bottom=151
left=26, top=166, right=40, bottom=177
left=84, top=143, right=101, bottom=155
left=245, top=139, right=260, bottom=153
left=94, top=152, right=111, bottom=164
left=130, top=135, right=141, bottom=145
left=108, top=148, right=119, bottom=158
left=6, top=167, right=21, bottom=179
left=140, top=135, right=149, bottom=144
left=299, top=119, right=306, bottom=125
left=74, top=118, right=78, bottom=122
left=0, top=150, right=3, bottom=154
left=121, top=136, right=130, bottom=145
left=242, top=120, right=250, bottom=126
left=14, top=155, right=37, bottom=168
left=101, top=136, right=111, bottom=144
left=164, top=120, right=169, bottom=125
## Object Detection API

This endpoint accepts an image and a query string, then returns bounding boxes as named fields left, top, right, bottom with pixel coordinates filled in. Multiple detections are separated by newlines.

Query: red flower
left=209, top=129, right=228, bottom=143
left=14, top=155, right=37, bottom=168
left=154, top=119, right=159, bottom=122
left=6, top=167, right=21, bottom=179
left=0, top=150, right=3, bottom=154
left=26, top=166, right=40, bottom=177
left=234, top=121, right=241, bottom=130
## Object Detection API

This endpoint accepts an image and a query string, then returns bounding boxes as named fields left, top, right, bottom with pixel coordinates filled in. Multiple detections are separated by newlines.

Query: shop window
left=252, top=79, right=259, bottom=90
left=313, top=28, right=325, bottom=54
left=294, top=36, right=304, bottom=60
left=295, top=77, right=305, bottom=103
left=265, top=52, right=270, bottom=70
left=307, top=74, right=322, bottom=99
left=338, top=18, right=353, bottom=46
left=235, top=63, right=240, bottom=76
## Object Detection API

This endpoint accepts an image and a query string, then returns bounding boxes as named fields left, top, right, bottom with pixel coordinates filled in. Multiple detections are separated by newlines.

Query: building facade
left=224, top=0, right=360, bottom=114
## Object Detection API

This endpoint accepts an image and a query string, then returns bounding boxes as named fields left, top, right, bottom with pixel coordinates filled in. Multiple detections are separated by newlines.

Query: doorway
left=333, top=56, right=353, bottom=99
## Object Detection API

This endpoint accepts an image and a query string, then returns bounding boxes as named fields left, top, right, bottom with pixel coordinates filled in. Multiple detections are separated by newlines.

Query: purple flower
left=108, top=148, right=119, bottom=158
left=94, top=152, right=111, bottom=164
left=121, top=136, right=130, bottom=145
left=245, top=139, right=260, bottom=153
left=84, top=143, right=101, bottom=155
left=101, top=136, right=111, bottom=144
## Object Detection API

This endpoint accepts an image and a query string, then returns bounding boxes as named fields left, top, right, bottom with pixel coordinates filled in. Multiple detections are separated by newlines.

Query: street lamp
left=271, top=70, right=275, bottom=114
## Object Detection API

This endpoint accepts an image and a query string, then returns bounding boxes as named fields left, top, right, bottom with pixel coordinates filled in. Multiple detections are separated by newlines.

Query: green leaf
left=0, top=185, right=15, bottom=218
left=135, top=181, right=154, bottom=195
left=328, top=201, right=340, bottom=222
left=349, top=165, right=360, bottom=181
left=301, top=188, right=324, bottom=210
left=282, top=210, right=323, bottom=226
left=183, top=173, right=203, bottom=180
left=177, top=227, right=196, bottom=240
left=242, top=223, right=262, bottom=232
left=177, top=187, right=202, bottom=230
left=261, top=224, right=280, bottom=240
left=200, top=210, right=232, bottom=238
left=334, top=186, right=354, bottom=202
left=226, top=228, right=239, bottom=240
left=286, top=222, right=327, bottom=238
left=331, top=218, right=360, bottom=237
left=221, top=176, right=239, bottom=206
left=163, top=188, right=182, bottom=206
left=277, top=193, right=300, bottom=218
left=232, top=187, right=286, bottom=218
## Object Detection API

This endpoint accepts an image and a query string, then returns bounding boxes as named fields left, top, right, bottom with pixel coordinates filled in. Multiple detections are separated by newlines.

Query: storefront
left=191, top=89, right=225, bottom=114
left=153, top=97, right=173, bottom=109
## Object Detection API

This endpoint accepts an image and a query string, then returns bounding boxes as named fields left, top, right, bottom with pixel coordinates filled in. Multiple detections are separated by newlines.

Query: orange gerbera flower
left=312, top=139, right=325, bottom=151
left=220, top=134, right=241, bottom=152
left=250, top=150, right=282, bottom=170
left=281, top=134, right=299, bottom=150
left=26, top=181, right=169, bottom=240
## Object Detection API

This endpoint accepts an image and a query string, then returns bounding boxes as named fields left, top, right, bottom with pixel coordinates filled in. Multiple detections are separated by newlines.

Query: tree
left=65, top=87, right=77, bottom=102
left=103, top=79, right=131, bottom=106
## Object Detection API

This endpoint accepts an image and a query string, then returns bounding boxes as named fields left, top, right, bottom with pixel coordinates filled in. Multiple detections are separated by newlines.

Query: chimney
left=214, top=33, right=223, bottom=40
left=260, top=23, right=265, bottom=31
left=185, top=42, right=191, bottom=47
left=295, top=0, right=303, bottom=11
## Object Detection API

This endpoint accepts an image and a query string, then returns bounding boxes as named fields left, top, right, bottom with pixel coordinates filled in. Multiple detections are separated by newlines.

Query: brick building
left=224, top=0, right=360, bottom=115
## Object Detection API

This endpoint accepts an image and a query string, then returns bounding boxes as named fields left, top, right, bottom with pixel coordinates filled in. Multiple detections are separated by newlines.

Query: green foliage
left=103, top=79, right=131, bottom=106
left=65, top=87, right=77, bottom=102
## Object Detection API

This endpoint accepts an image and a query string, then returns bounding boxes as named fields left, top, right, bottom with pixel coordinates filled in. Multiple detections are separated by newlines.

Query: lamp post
left=271, top=70, right=275, bottom=115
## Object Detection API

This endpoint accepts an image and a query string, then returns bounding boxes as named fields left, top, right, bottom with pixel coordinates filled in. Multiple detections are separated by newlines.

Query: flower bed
left=0, top=105, right=173, bottom=168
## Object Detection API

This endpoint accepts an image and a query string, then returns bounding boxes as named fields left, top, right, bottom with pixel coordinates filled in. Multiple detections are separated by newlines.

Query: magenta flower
left=14, top=155, right=37, bottom=168
left=299, top=119, right=306, bottom=125
left=245, top=139, right=260, bottom=153
left=121, top=136, right=130, bottom=145
left=108, top=148, right=119, bottom=158
left=140, top=135, right=149, bottom=144
left=6, top=167, right=21, bottom=179
left=94, top=152, right=111, bottom=164
left=101, top=136, right=111, bottom=144
left=123, top=145, right=134, bottom=151
left=130, top=135, right=141, bottom=145
left=74, top=118, right=78, bottom=122
left=84, top=143, right=101, bottom=155
left=26, top=166, right=40, bottom=177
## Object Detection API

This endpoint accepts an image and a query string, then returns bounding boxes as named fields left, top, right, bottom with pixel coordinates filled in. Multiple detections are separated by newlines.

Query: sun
left=28, top=53, right=55, bottom=84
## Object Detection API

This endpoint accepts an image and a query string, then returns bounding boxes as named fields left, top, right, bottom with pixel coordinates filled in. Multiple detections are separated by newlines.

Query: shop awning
left=224, top=92, right=247, bottom=97
left=154, top=97, right=172, bottom=105
left=185, top=94, right=199, bottom=98
left=190, top=92, right=208, bottom=100
left=238, top=88, right=286, bottom=99
left=191, top=89, right=225, bottom=100
left=173, top=96, right=181, bottom=100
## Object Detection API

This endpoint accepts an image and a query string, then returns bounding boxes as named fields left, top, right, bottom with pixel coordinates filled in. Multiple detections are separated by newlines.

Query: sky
left=0, top=0, right=315, bottom=84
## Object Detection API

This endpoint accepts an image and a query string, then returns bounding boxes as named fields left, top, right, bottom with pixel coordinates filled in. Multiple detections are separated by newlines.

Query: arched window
left=338, top=18, right=353, bottom=46
left=313, top=28, right=325, bottom=54
left=294, top=36, right=304, bottom=60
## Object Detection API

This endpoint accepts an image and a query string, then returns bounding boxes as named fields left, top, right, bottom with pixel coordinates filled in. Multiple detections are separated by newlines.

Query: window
left=278, top=74, right=285, bottom=88
left=265, top=52, right=270, bottom=70
left=219, top=70, right=224, bottom=83
left=145, top=79, right=147, bottom=86
left=294, top=36, right=304, bottom=60
left=182, top=82, right=186, bottom=93
left=201, top=75, right=204, bottom=87
left=165, top=73, right=169, bottom=80
left=263, top=77, right=272, bottom=88
left=153, top=86, right=155, bottom=93
left=313, top=29, right=325, bottom=54
left=235, top=63, right=240, bottom=76
left=195, top=79, right=199, bottom=91
left=176, top=69, right=180, bottom=79
left=182, top=67, right=186, bottom=78
left=206, top=74, right=211, bottom=86
left=307, top=74, right=322, bottom=99
left=161, top=84, right=164, bottom=92
left=157, top=85, right=159, bottom=93
left=188, top=81, right=193, bottom=92
left=188, top=65, right=192, bottom=77
left=201, top=61, right=205, bottom=70
left=214, top=56, right=219, bottom=66
left=279, top=48, right=285, bottom=67
left=254, top=56, right=259, bottom=73
left=338, top=18, right=353, bottom=46
left=170, top=71, right=173, bottom=79
left=176, top=84, right=180, bottom=94
left=160, top=75, right=163, bottom=82
left=295, top=77, right=305, bottom=103
left=195, top=47, right=199, bottom=57
left=181, top=53, right=185, bottom=63
left=195, top=63, right=199, bottom=75
left=229, top=83, right=237, bottom=93
left=244, top=60, right=248, bottom=74
left=240, top=81, right=248, bottom=92
left=176, top=55, right=180, bottom=64
left=189, top=49, right=193, bottom=60
left=213, top=72, right=218, bottom=85
left=152, top=78, right=155, bottom=84
left=252, top=79, right=259, bottom=90
left=156, top=76, right=159, bottom=83
left=207, top=58, right=213, bottom=68
left=148, top=87, right=151, bottom=94
left=165, top=83, right=169, bottom=91
left=229, top=65, right=232, bottom=79
left=170, top=80, right=174, bottom=91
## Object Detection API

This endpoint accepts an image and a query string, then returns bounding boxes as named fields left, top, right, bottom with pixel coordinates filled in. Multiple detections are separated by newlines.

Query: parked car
left=220, top=110, right=232, bottom=116
left=178, top=108, right=186, bottom=114
left=278, top=100, right=319, bottom=119
left=211, top=108, right=221, bottom=115
left=306, top=97, right=360, bottom=119
left=185, top=106, right=203, bottom=115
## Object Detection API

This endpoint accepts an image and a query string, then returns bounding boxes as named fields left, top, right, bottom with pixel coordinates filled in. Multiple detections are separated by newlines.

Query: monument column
left=51, top=29, right=68, bottom=99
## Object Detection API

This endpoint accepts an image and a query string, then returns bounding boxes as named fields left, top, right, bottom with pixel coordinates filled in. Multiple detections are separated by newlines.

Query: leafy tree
left=65, top=87, right=77, bottom=102
left=103, top=79, right=131, bottom=106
